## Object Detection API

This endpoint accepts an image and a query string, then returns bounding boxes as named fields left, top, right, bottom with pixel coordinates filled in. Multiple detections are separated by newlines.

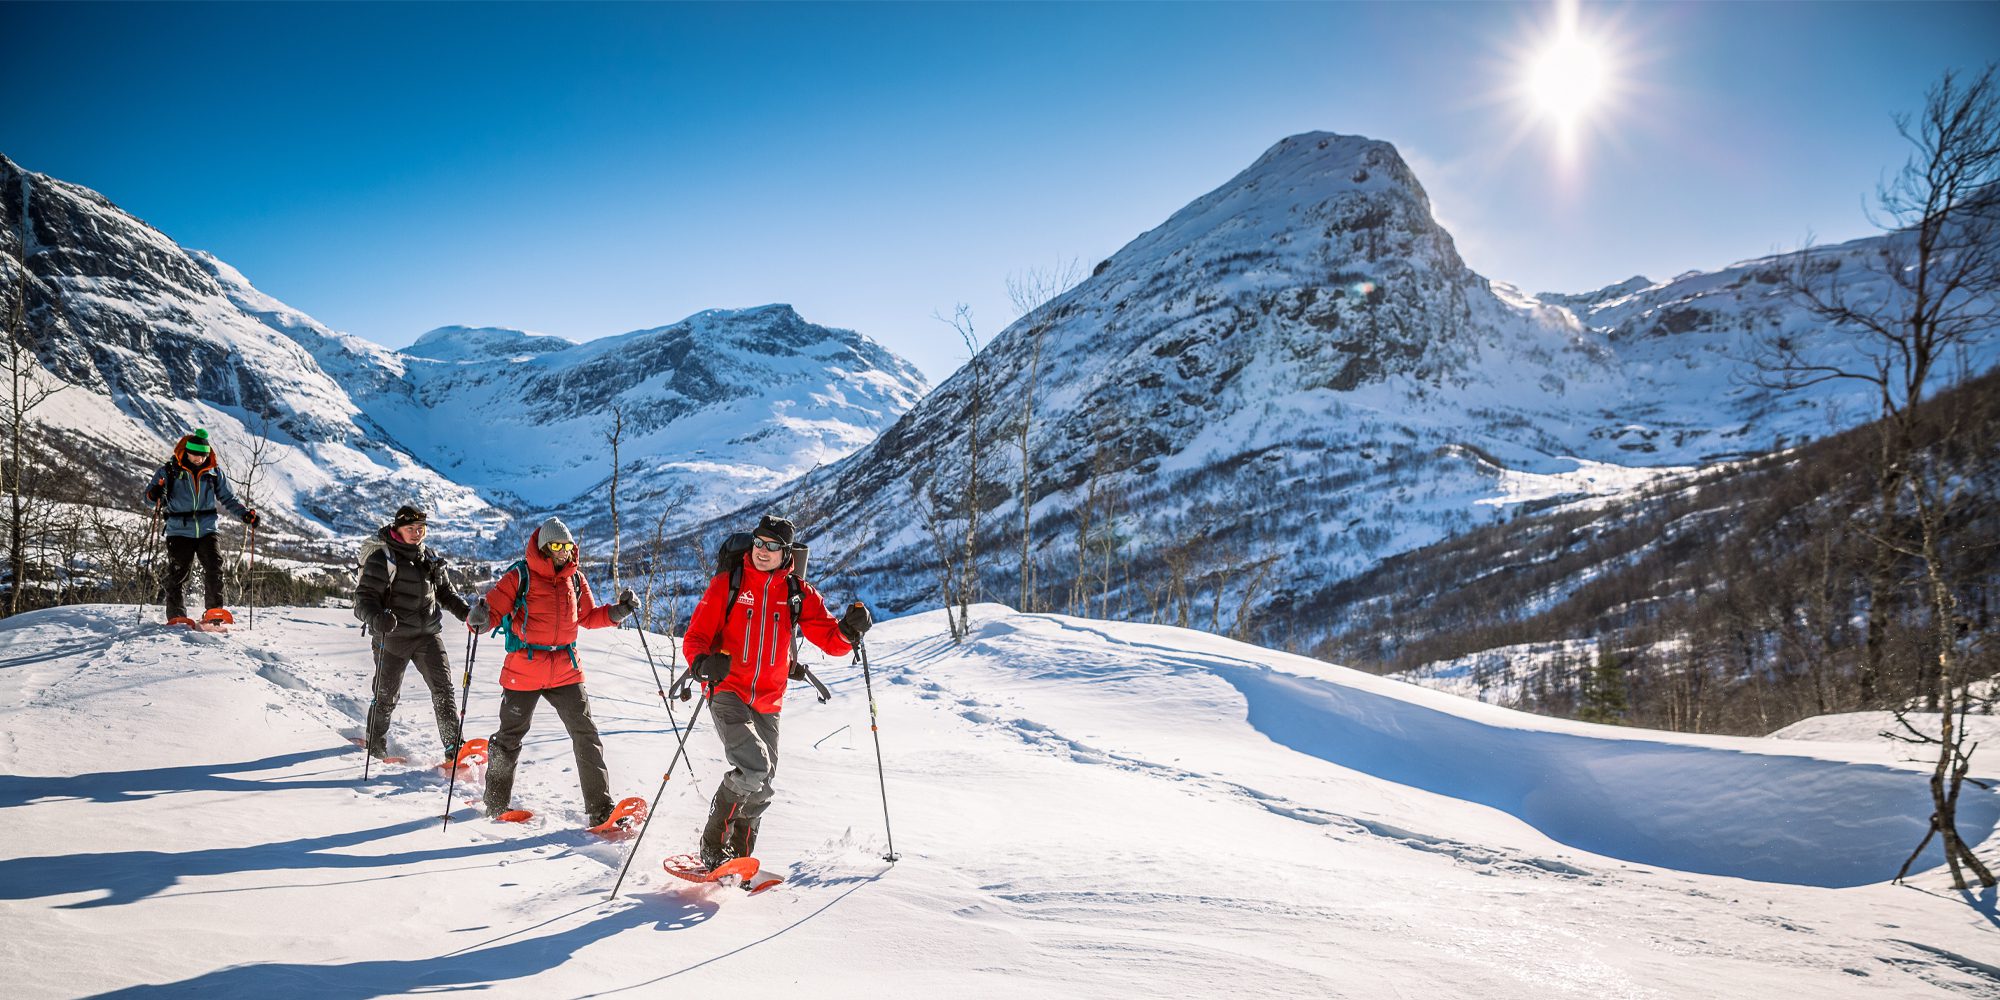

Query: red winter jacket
left=682, top=555, right=850, bottom=714
left=477, top=528, right=618, bottom=691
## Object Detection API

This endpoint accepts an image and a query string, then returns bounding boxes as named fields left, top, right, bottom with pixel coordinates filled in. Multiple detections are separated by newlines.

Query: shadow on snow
left=1219, top=665, right=2000, bottom=888
left=87, top=870, right=886, bottom=998
left=0, top=813, right=526, bottom=909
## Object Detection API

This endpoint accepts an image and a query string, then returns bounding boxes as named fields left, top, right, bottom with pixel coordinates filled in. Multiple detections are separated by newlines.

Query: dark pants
left=161, top=534, right=222, bottom=618
left=485, top=683, right=612, bottom=825
left=702, top=691, right=781, bottom=861
left=365, top=632, right=460, bottom=755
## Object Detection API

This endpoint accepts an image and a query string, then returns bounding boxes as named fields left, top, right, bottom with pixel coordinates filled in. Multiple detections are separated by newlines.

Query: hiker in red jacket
left=467, top=516, right=638, bottom=827
left=681, top=514, right=872, bottom=868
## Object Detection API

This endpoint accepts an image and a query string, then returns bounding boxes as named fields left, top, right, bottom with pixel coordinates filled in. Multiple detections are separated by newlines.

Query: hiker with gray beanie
left=467, top=516, right=641, bottom=827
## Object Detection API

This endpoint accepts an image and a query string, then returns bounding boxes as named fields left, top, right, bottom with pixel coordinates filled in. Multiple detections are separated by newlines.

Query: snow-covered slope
left=3, top=604, right=1995, bottom=997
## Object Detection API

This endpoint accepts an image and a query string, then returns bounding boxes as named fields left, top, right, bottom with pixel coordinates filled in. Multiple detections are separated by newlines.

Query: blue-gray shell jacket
left=146, top=461, right=251, bottom=539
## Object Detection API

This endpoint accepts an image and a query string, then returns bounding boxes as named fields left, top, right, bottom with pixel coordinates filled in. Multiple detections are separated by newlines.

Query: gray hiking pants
left=485, top=683, right=613, bottom=825
left=709, top=691, right=782, bottom=821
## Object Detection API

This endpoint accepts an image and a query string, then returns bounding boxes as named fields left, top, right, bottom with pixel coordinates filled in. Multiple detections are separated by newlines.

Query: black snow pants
left=365, top=631, right=460, bottom=756
left=484, top=683, right=613, bottom=827
left=161, top=534, right=223, bottom=618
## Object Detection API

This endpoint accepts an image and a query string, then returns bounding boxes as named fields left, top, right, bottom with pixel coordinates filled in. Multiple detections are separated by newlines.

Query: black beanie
left=754, top=514, right=795, bottom=546
left=392, top=505, right=428, bottom=528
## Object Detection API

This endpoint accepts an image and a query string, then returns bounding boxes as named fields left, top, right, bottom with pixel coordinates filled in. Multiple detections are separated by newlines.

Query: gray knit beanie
left=537, top=516, right=575, bottom=550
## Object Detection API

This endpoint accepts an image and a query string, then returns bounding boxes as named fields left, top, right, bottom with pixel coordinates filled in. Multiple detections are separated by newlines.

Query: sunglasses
left=751, top=538, right=788, bottom=552
left=545, top=541, right=576, bottom=552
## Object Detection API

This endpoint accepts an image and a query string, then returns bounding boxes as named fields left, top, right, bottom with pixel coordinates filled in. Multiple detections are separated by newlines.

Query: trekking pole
left=440, top=630, right=480, bottom=831
left=631, top=616, right=701, bottom=792
left=136, top=504, right=162, bottom=626
left=608, top=686, right=712, bottom=901
left=245, top=522, right=257, bottom=631
left=855, top=630, right=899, bottom=862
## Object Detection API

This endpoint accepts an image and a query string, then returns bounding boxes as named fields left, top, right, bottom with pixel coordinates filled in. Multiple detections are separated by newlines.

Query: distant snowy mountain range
left=4, top=135, right=1990, bottom=622
left=1, top=153, right=928, bottom=553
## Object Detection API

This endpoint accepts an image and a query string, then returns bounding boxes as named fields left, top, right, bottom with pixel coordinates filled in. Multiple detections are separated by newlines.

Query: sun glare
left=1511, top=0, right=1625, bottom=163
left=1528, top=33, right=1607, bottom=125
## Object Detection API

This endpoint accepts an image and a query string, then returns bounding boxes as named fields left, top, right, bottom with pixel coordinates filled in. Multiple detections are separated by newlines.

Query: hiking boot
left=700, top=844, right=728, bottom=871
left=700, top=785, right=742, bottom=869
left=728, top=819, right=759, bottom=860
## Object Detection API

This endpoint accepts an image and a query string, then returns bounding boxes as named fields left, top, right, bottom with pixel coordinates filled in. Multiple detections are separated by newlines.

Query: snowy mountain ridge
left=2, top=153, right=929, bottom=552
left=717, top=132, right=1990, bottom=651
left=401, top=325, right=578, bottom=363
left=9, top=133, right=1990, bottom=625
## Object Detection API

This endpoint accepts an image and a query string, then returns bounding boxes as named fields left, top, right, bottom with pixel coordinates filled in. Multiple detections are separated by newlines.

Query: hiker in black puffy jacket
left=352, top=505, right=473, bottom=761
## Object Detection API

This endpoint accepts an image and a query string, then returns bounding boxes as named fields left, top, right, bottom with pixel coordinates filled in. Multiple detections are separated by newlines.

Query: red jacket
left=683, top=555, right=850, bottom=713
left=478, top=528, right=618, bottom=691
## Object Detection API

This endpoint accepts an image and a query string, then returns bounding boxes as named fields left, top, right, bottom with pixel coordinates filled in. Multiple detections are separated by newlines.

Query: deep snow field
left=3, top=604, right=1997, bottom=998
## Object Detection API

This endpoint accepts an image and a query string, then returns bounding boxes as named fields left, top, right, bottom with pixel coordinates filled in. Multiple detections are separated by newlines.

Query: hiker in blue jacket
left=143, top=429, right=258, bottom=623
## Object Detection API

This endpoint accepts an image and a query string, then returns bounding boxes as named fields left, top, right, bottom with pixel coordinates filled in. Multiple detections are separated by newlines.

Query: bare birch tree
left=1005, top=258, right=1083, bottom=613
left=605, top=405, right=626, bottom=591
left=3, top=168, right=63, bottom=616
left=1759, top=65, right=2000, bottom=889
left=938, top=304, right=986, bottom=636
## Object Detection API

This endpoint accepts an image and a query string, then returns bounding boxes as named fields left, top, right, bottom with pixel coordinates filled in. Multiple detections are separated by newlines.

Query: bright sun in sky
left=1514, top=0, right=1623, bottom=163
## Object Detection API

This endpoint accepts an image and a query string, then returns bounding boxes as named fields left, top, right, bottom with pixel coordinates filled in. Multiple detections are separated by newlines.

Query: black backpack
left=714, top=532, right=809, bottom=629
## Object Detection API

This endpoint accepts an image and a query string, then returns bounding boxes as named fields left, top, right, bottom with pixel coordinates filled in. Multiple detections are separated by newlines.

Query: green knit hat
left=182, top=429, right=211, bottom=455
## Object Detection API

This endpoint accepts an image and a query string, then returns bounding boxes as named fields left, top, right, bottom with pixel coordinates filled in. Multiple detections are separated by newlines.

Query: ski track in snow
left=2, top=604, right=1997, bottom=998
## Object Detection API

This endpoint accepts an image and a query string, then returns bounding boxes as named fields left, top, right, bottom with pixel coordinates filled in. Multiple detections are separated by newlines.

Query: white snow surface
left=1772, top=711, right=2000, bottom=749
left=5, top=604, right=1997, bottom=998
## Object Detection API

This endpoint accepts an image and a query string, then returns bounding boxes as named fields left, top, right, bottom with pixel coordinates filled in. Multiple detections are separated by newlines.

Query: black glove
left=693, top=652, right=731, bottom=685
left=838, top=602, right=873, bottom=643
left=789, top=659, right=806, bottom=681
left=144, top=482, right=163, bottom=505
left=371, top=610, right=397, bottom=637
left=608, top=588, right=639, bottom=623
left=244, top=509, right=261, bottom=528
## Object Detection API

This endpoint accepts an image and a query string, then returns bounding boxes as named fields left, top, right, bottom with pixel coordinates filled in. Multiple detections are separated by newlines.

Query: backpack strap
left=722, top=564, right=745, bottom=628
left=503, top=560, right=584, bottom=666
left=785, top=577, right=831, bottom=703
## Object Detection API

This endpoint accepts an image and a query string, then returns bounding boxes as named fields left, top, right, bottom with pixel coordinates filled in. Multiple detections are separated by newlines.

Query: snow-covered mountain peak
left=1108, top=131, right=1450, bottom=285
left=403, top=325, right=577, bottom=363
left=1534, top=274, right=1658, bottom=315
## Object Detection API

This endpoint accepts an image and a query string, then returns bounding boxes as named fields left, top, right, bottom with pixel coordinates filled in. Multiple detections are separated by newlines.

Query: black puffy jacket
left=352, top=526, right=472, bottom=638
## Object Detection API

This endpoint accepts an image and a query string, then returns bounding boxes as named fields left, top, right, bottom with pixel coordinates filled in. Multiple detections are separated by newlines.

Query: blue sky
left=6, top=1, right=1996, bottom=382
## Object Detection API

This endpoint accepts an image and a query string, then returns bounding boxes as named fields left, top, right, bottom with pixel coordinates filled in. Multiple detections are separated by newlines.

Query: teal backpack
left=496, top=560, right=590, bottom=666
